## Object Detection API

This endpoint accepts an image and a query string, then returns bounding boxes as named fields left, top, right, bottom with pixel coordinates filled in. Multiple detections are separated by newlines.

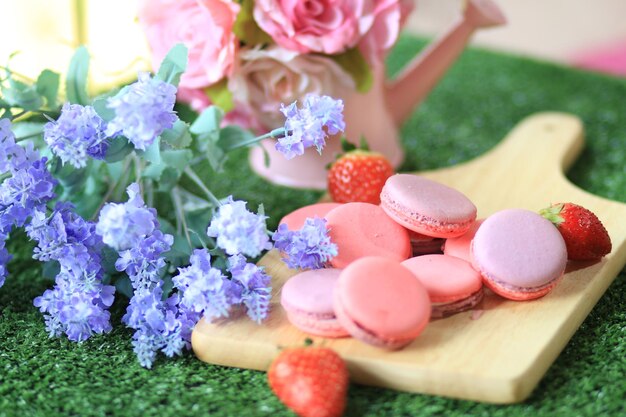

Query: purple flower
left=99, top=184, right=190, bottom=368
left=122, top=287, right=194, bottom=368
left=29, top=203, right=115, bottom=341
left=96, top=183, right=157, bottom=251
left=206, top=197, right=272, bottom=258
left=1, top=119, right=38, bottom=174
left=276, top=94, right=345, bottom=160
left=228, top=254, right=271, bottom=323
left=34, top=282, right=114, bottom=341
left=0, top=247, right=10, bottom=288
left=43, top=103, right=109, bottom=168
left=0, top=158, right=57, bottom=227
left=115, top=230, right=173, bottom=291
left=106, top=72, right=178, bottom=150
left=173, top=249, right=239, bottom=321
left=272, top=217, right=337, bottom=270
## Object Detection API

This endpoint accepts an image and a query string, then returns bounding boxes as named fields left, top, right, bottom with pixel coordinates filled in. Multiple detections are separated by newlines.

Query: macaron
left=471, top=209, right=567, bottom=301
left=325, top=202, right=411, bottom=268
left=443, top=219, right=484, bottom=262
left=408, top=230, right=445, bottom=256
left=402, top=255, right=483, bottom=318
left=278, top=202, right=342, bottom=231
left=333, top=257, right=431, bottom=349
left=281, top=268, right=349, bottom=338
left=380, top=174, right=477, bottom=238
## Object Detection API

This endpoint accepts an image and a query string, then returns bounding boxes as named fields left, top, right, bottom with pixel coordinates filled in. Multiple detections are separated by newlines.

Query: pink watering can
left=249, top=0, right=507, bottom=189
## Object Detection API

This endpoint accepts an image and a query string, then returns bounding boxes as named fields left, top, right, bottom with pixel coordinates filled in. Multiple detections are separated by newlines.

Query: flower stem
left=90, top=158, right=131, bottom=220
left=225, top=127, right=285, bottom=151
left=172, top=187, right=192, bottom=247
left=0, top=66, right=36, bottom=83
left=183, top=167, right=220, bottom=207
left=15, top=131, right=43, bottom=142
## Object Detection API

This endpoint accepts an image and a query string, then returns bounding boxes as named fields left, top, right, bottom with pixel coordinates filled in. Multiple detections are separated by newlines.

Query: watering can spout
left=386, top=0, right=506, bottom=126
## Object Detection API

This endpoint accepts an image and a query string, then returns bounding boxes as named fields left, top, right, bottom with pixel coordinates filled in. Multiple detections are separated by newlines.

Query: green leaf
left=35, top=69, right=60, bottom=108
left=42, top=261, right=60, bottom=280
left=162, top=149, right=193, bottom=170
left=142, top=162, right=166, bottom=180
left=331, top=48, right=373, bottom=93
left=11, top=122, right=45, bottom=139
left=200, top=133, right=226, bottom=173
left=165, top=235, right=193, bottom=263
left=190, top=107, right=228, bottom=172
left=161, top=120, right=192, bottom=148
left=217, top=125, right=255, bottom=152
left=233, top=0, right=272, bottom=46
left=66, top=46, right=90, bottom=105
left=56, top=163, right=88, bottom=197
left=101, top=246, right=120, bottom=274
left=190, top=106, right=223, bottom=135
left=156, top=44, right=188, bottom=87
left=92, top=92, right=119, bottom=122
left=204, top=80, right=234, bottom=112
left=104, top=138, right=134, bottom=163
left=106, top=160, right=125, bottom=182
left=156, top=167, right=181, bottom=192
left=138, top=137, right=161, bottom=164
left=1, top=78, right=43, bottom=111
left=114, top=276, right=134, bottom=299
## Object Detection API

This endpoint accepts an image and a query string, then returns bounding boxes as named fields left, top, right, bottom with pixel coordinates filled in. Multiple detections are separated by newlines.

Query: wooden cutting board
left=191, top=113, right=626, bottom=404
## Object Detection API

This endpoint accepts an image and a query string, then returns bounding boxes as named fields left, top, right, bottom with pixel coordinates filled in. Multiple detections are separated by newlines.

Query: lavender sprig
left=206, top=196, right=272, bottom=258
left=97, top=183, right=192, bottom=368
left=106, top=72, right=178, bottom=150
left=273, top=217, right=338, bottom=270
left=43, top=103, right=109, bottom=168
left=276, top=94, right=345, bottom=159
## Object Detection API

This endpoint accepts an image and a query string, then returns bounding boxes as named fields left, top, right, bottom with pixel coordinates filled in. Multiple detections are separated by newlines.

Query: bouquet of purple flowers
left=0, top=45, right=341, bottom=368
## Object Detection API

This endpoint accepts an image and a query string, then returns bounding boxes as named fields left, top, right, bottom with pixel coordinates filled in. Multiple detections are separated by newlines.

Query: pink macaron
left=443, top=219, right=484, bottom=262
left=402, top=254, right=483, bottom=318
left=279, top=202, right=342, bottom=231
left=325, top=202, right=411, bottom=269
left=380, top=174, right=477, bottom=238
left=471, top=209, right=567, bottom=301
left=281, top=268, right=349, bottom=338
left=333, top=257, right=431, bottom=349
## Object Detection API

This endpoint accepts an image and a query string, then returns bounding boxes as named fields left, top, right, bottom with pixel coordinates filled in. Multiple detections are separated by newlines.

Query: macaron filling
left=479, top=267, right=562, bottom=300
left=431, top=288, right=484, bottom=318
left=285, top=311, right=348, bottom=337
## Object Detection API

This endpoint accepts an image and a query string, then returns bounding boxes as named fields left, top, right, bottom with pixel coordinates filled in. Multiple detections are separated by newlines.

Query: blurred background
left=2, top=0, right=625, bottom=88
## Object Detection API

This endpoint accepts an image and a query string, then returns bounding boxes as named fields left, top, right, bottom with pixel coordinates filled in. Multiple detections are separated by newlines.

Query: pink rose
left=138, top=0, right=240, bottom=89
left=359, top=0, right=415, bottom=64
left=253, top=0, right=370, bottom=54
left=229, top=47, right=354, bottom=129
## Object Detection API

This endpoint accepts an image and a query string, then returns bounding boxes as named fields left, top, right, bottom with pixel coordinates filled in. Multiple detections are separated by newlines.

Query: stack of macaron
left=278, top=173, right=574, bottom=349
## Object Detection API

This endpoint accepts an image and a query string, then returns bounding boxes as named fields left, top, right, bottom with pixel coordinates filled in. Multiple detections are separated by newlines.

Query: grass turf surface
left=1, top=36, right=625, bottom=416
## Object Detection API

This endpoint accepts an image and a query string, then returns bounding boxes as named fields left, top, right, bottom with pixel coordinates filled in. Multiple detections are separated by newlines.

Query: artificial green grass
left=1, top=36, right=625, bottom=416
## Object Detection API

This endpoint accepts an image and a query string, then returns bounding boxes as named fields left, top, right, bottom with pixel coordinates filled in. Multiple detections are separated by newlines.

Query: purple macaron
left=471, top=209, right=567, bottom=301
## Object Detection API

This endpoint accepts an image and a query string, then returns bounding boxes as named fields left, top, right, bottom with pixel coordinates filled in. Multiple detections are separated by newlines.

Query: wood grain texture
left=191, top=113, right=626, bottom=403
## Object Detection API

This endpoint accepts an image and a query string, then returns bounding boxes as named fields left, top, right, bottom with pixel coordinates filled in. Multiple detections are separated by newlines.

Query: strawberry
left=327, top=138, right=394, bottom=204
left=540, top=202, right=612, bottom=261
left=268, top=347, right=349, bottom=417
